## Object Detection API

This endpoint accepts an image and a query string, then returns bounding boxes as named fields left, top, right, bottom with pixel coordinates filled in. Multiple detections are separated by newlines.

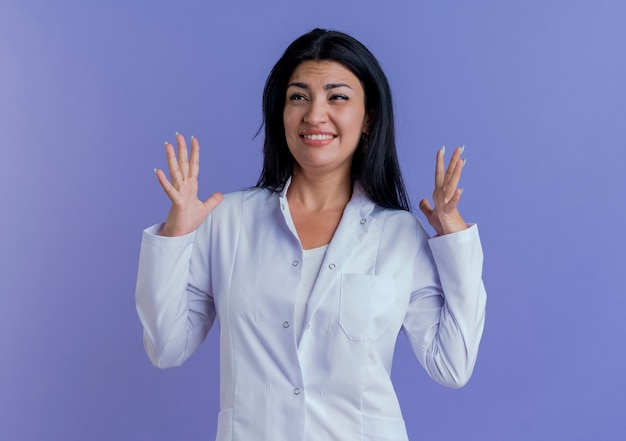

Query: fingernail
left=463, top=158, right=467, bottom=167
left=164, top=141, right=168, bottom=146
left=441, top=145, right=446, bottom=155
left=460, top=145, right=465, bottom=154
left=175, top=131, right=180, bottom=136
left=191, top=135, right=195, bottom=140
left=460, top=188, right=464, bottom=194
left=153, top=168, right=158, bottom=174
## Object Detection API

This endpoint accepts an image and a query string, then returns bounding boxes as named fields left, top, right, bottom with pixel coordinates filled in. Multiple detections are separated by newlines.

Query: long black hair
left=256, top=28, right=410, bottom=211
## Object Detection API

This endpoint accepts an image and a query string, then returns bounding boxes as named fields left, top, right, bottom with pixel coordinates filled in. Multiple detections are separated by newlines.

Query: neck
left=287, top=166, right=353, bottom=211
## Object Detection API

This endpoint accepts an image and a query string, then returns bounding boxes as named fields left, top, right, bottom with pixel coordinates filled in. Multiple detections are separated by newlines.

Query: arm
left=403, top=225, right=486, bottom=388
left=403, top=145, right=486, bottom=387
left=135, top=134, right=222, bottom=368
left=135, top=222, right=216, bottom=368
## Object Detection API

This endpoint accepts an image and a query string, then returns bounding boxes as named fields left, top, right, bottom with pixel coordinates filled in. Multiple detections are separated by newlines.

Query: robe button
left=360, top=218, right=367, bottom=225
left=283, top=321, right=290, bottom=328
left=293, top=388, right=301, bottom=395
left=328, top=263, right=335, bottom=270
left=292, top=260, right=299, bottom=267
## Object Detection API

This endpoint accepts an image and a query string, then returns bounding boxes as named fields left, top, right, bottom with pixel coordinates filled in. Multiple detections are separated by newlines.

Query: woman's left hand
left=419, top=146, right=468, bottom=236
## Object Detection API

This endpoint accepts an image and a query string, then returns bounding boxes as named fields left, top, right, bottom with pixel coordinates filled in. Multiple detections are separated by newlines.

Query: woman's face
left=283, top=60, right=369, bottom=178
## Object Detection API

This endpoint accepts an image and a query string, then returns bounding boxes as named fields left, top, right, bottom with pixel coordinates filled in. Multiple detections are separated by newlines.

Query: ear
left=363, top=109, right=374, bottom=133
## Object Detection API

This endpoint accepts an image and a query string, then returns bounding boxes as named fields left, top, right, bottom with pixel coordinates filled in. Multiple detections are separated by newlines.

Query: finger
left=444, top=188, right=463, bottom=213
left=434, top=146, right=445, bottom=187
left=419, top=198, right=434, bottom=216
left=203, top=192, right=224, bottom=213
left=419, top=198, right=444, bottom=236
left=447, top=156, right=465, bottom=197
left=164, top=142, right=183, bottom=187
left=442, top=146, right=465, bottom=202
left=154, top=168, right=178, bottom=202
left=189, top=136, right=200, bottom=178
left=444, top=160, right=465, bottom=203
left=442, top=146, right=463, bottom=187
left=177, top=133, right=190, bottom=178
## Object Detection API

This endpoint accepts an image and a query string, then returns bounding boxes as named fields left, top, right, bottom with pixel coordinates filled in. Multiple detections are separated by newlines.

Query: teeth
left=303, top=134, right=334, bottom=140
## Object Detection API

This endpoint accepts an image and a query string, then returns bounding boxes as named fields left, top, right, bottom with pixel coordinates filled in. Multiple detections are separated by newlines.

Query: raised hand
left=154, top=133, right=223, bottom=237
left=419, top=146, right=468, bottom=236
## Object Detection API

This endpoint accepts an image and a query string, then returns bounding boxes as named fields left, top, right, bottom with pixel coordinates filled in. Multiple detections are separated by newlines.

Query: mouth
left=300, top=133, right=337, bottom=141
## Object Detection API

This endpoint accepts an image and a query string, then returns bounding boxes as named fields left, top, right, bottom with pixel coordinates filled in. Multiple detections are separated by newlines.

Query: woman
left=136, top=28, right=486, bottom=441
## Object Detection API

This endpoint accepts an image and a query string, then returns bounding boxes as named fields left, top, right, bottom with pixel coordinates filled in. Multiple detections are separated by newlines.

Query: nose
left=303, top=99, right=328, bottom=125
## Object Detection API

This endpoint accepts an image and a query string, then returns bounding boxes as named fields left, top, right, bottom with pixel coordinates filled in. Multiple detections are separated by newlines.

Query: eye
left=330, top=94, right=349, bottom=101
left=289, top=93, right=307, bottom=101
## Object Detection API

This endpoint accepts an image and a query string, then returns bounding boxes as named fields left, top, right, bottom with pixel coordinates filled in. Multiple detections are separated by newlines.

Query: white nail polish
left=153, top=168, right=158, bottom=174
left=460, top=145, right=465, bottom=154
left=441, top=145, right=446, bottom=155
left=463, top=158, right=467, bottom=167
left=175, top=131, right=180, bottom=136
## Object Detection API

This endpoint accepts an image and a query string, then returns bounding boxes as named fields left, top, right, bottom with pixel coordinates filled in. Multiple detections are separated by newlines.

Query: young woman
left=136, top=28, right=486, bottom=441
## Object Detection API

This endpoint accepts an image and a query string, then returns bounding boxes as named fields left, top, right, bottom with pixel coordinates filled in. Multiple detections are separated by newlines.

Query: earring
left=361, top=132, right=369, bottom=151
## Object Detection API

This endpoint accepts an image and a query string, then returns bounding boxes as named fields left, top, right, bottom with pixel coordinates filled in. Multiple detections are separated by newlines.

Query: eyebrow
left=287, top=82, right=353, bottom=90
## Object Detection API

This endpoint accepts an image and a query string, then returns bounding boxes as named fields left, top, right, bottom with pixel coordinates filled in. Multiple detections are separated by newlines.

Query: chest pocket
left=339, top=274, right=396, bottom=342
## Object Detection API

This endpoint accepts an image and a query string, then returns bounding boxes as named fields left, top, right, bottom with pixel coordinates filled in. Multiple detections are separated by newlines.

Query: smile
left=301, top=134, right=336, bottom=140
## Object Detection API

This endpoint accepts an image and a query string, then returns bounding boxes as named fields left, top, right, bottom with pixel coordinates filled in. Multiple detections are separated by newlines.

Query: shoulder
left=212, top=186, right=278, bottom=219
left=220, top=186, right=272, bottom=203
left=372, top=205, right=431, bottom=245
left=350, top=184, right=427, bottom=240
left=196, top=187, right=277, bottom=238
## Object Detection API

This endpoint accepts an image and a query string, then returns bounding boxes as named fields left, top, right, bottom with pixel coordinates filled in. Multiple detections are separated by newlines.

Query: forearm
left=135, top=224, right=214, bottom=368
left=405, top=225, right=487, bottom=387
left=419, top=281, right=486, bottom=388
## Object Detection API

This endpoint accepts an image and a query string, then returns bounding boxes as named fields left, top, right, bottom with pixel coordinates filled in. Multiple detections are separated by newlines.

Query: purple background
left=1, top=1, right=625, bottom=440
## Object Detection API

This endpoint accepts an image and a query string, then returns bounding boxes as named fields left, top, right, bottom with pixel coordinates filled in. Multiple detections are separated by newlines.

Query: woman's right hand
left=154, top=133, right=223, bottom=237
